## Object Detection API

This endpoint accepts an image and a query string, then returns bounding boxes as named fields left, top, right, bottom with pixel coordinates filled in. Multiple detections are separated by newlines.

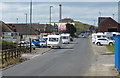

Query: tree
left=65, top=23, right=77, bottom=37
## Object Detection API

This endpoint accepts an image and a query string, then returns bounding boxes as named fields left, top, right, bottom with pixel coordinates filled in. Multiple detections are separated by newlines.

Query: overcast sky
left=0, top=1, right=119, bottom=26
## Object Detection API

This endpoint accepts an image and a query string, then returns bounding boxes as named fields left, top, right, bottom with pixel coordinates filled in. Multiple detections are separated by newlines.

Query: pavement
left=84, top=40, right=119, bottom=76
left=21, top=47, right=51, bottom=59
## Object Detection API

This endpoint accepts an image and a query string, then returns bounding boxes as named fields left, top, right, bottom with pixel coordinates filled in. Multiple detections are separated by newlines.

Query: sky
left=0, top=1, right=119, bottom=26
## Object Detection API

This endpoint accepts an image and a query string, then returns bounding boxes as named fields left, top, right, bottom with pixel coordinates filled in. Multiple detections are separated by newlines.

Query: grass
left=106, top=45, right=115, bottom=52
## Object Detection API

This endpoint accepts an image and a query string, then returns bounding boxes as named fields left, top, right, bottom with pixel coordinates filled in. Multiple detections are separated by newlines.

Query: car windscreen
left=49, top=38, right=59, bottom=42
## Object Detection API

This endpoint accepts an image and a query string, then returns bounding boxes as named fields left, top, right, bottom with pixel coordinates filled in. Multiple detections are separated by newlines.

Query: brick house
left=98, top=17, right=120, bottom=32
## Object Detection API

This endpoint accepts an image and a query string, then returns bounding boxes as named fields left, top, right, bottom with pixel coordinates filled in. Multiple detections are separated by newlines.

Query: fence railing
left=0, top=47, right=29, bottom=68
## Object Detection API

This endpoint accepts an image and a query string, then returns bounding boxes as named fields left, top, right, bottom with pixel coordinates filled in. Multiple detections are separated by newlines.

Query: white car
left=95, top=38, right=114, bottom=46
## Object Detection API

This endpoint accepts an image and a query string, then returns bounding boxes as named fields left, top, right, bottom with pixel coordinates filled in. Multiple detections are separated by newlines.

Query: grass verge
left=106, top=45, right=114, bottom=52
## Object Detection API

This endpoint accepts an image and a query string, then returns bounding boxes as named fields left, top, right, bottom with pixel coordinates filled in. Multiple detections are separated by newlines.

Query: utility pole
left=29, top=0, right=32, bottom=53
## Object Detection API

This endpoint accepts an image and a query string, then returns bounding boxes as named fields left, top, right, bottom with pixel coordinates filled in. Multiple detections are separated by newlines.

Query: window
left=62, top=36, right=68, bottom=39
left=49, top=38, right=59, bottom=42
left=32, top=39, right=39, bottom=42
left=98, top=39, right=107, bottom=40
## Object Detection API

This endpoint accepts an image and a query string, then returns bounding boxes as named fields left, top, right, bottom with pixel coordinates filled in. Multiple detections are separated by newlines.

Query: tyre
left=109, top=42, right=113, bottom=46
left=58, top=46, right=61, bottom=49
left=96, top=42, right=101, bottom=46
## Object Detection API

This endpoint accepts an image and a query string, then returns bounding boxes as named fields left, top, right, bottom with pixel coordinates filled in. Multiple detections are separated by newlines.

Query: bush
left=2, top=40, right=17, bottom=50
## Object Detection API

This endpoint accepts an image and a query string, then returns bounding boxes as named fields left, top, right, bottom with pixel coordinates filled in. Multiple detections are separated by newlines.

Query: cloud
left=1, top=2, right=118, bottom=26
left=2, top=0, right=120, bottom=2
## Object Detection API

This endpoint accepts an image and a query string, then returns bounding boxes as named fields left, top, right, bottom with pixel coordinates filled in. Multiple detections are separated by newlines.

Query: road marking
left=31, top=54, right=42, bottom=59
left=102, top=64, right=114, bottom=67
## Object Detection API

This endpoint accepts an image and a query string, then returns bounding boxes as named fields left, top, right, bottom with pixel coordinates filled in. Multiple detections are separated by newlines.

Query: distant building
left=59, top=18, right=74, bottom=22
left=98, top=17, right=120, bottom=32
left=7, top=24, right=55, bottom=35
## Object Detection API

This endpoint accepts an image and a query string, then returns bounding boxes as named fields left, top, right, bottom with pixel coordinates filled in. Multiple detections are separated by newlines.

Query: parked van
left=61, top=33, right=70, bottom=44
left=92, top=33, right=107, bottom=44
left=47, top=35, right=62, bottom=48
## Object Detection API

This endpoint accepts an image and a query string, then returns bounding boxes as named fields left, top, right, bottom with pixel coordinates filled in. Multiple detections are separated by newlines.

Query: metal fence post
left=115, top=35, right=120, bottom=72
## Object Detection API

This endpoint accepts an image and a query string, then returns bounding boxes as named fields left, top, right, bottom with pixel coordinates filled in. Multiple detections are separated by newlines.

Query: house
left=0, top=21, right=20, bottom=42
left=7, top=24, right=55, bottom=41
left=98, top=17, right=120, bottom=32
left=59, top=18, right=74, bottom=22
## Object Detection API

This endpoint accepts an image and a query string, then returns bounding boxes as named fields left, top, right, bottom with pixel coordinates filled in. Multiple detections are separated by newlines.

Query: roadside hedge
left=2, top=40, right=17, bottom=50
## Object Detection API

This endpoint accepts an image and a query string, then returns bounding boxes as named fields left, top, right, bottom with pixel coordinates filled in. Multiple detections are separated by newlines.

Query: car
left=32, top=39, right=41, bottom=47
left=26, top=43, right=36, bottom=50
left=95, top=38, right=114, bottom=46
left=70, top=37, right=73, bottom=41
left=39, top=40, right=47, bottom=47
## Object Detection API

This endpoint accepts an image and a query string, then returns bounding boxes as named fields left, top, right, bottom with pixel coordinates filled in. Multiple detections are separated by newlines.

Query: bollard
left=115, top=35, right=120, bottom=72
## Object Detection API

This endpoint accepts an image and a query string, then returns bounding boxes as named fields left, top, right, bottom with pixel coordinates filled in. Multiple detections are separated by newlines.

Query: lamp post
left=112, top=13, right=115, bottom=19
left=50, top=6, right=53, bottom=25
left=59, top=4, right=62, bottom=21
left=99, top=11, right=101, bottom=17
left=16, top=18, right=18, bottom=23
left=29, top=0, right=32, bottom=53
left=24, top=13, right=27, bottom=24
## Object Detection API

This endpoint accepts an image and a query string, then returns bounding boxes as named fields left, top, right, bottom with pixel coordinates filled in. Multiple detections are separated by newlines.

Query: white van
left=92, top=33, right=107, bottom=44
left=47, top=35, right=62, bottom=48
left=61, top=33, right=70, bottom=44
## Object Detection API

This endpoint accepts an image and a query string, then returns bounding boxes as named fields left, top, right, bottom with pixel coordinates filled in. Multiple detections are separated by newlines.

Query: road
left=2, top=38, right=96, bottom=76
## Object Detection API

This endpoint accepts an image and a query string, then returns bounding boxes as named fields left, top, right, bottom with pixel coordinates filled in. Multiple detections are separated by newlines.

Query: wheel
left=58, top=46, right=61, bottom=49
left=109, top=42, right=113, bottom=46
left=97, top=42, right=101, bottom=46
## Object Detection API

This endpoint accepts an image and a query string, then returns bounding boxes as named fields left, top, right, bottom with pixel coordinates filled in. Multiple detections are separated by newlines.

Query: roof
left=98, top=17, right=120, bottom=25
left=7, top=24, right=55, bottom=35
left=59, top=18, right=74, bottom=22
left=0, top=21, right=13, bottom=32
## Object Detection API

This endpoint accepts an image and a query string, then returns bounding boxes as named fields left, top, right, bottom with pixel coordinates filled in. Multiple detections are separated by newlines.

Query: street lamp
left=16, top=18, right=18, bottom=23
left=50, top=6, right=53, bottom=25
left=29, top=0, right=32, bottom=53
left=99, top=11, right=101, bottom=17
left=112, top=13, right=115, bottom=19
left=59, top=4, right=62, bottom=21
left=24, top=13, right=27, bottom=24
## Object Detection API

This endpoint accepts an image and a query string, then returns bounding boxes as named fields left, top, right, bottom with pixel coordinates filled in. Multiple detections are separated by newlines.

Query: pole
left=25, top=13, right=27, bottom=24
left=59, top=4, right=62, bottom=21
left=29, top=0, right=32, bottom=53
left=50, top=6, right=53, bottom=25
left=112, top=14, right=115, bottom=19
left=16, top=18, right=18, bottom=23
left=99, top=11, right=101, bottom=17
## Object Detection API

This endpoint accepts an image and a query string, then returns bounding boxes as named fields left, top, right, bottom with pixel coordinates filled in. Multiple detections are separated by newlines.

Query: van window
left=62, top=36, right=68, bottom=39
left=49, top=38, right=59, bottom=42
left=97, top=36, right=101, bottom=38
